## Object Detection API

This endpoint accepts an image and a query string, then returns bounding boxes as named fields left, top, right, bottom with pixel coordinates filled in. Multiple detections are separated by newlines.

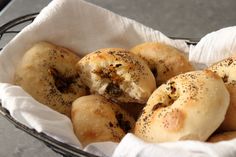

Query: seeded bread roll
left=71, top=95, right=135, bottom=146
left=14, top=42, right=88, bottom=117
left=131, top=42, right=194, bottom=86
left=208, top=57, right=236, bottom=131
left=134, top=70, right=229, bottom=142
left=76, top=48, right=156, bottom=104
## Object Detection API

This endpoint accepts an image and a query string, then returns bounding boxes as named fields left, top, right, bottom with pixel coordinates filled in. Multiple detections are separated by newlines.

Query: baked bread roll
left=208, top=57, right=236, bottom=131
left=76, top=48, right=156, bottom=104
left=130, top=42, right=194, bottom=86
left=207, top=131, right=236, bottom=142
left=71, top=95, right=135, bottom=146
left=134, top=70, right=229, bottom=143
left=14, top=42, right=88, bottom=117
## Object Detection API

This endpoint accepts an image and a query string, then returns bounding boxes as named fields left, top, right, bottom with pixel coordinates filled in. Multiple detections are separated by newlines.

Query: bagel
left=14, top=42, right=88, bottom=117
left=134, top=70, right=229, bottom=142
left=130, top=42, right=194, bottom=86
left=207, top=131, right=236, bottom=143
left=76, top=48, right=156, bottom=104
left=208, top=57, right=236, bottom=131
left=71, top=95, right=135, bottom=146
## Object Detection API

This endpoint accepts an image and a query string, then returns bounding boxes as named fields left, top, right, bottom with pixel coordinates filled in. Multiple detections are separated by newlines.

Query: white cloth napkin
left=189, top=26, right=236, bottom=66
left=0, top=83, right=81, bottom=148
left=113, top=134, right=236, bottom=157
left=0, top=0, right=236, bottom=156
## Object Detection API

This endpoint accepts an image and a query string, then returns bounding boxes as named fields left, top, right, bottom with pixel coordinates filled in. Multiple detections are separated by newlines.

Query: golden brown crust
left=207, top=131, right=236, bottom=143
left=71, top=95, right=135, bottom=147
left=204, top=70, right=221, bottom=80
left=76, top=48, right=156, bottom=104
left=158, top=108, right=185, bottom=132
left=130, top=42, right=194, bottom=86
left=208, top=56, right=236, bottom=131
left=14, top=42, right=88, bottom=117
left=134, top=70, right=229, bottom=143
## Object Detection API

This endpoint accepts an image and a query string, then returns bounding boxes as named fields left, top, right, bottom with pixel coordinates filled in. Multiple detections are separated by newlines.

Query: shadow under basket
left=0, top=13, right=198, bottom=157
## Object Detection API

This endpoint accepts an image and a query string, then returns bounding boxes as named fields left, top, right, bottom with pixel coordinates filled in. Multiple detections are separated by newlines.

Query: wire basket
left=0, top=13, right=198, bottom=157
left=0, top=13, right=99, bottom=157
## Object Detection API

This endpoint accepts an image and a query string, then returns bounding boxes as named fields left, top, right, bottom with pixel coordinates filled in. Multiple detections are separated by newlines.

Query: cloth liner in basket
left=1, top=0, right=236, bottom=156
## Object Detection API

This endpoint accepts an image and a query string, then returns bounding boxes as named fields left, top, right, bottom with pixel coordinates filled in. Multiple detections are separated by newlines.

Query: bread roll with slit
left=14, top=42, right=88, bottom=117
left=71, top=95, right=135, bottom=146
left=134, top=70, right=229, bottom=142
left=131, top=42, right=194, bottom=86
left=76, top=48, right=156, bottom=104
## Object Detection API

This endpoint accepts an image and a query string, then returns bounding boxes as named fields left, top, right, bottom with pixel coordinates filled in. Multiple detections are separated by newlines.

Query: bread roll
left=131, top=42, right=194, bottom=86
left=134, top=70, right=229, bottom=142
left=14, top=42, right=88, bottom=117
left=208, top=57, right=236, bottom=131
left=76, top=48, right=156, bottom=104
left=71, top=95, right=135, bottom=146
